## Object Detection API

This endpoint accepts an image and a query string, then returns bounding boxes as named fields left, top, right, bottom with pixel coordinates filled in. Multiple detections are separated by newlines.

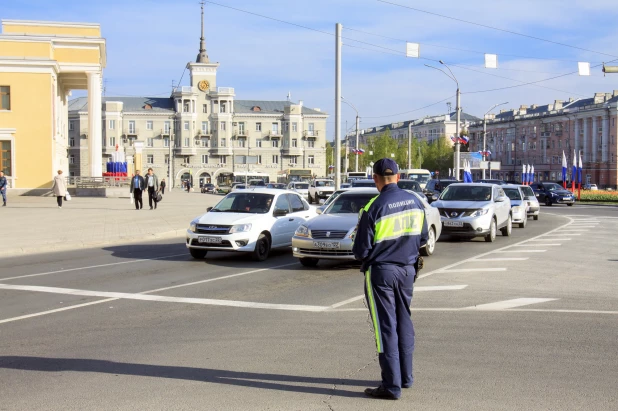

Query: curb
left=0, top=229, right=187, bottom=259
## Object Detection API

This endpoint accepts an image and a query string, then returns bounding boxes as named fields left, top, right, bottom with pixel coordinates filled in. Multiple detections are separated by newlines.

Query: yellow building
left=0, top=19, right=106, bottom=190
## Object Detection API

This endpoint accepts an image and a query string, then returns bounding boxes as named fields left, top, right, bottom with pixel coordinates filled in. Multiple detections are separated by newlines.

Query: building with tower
left=68, top=4, right=328, bottom=187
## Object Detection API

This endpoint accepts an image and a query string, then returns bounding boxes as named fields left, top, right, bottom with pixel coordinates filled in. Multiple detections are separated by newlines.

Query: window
left=292, top=122, right=298, bottom=132
left=255, top=139, right=262, bottom=148
left=201, top=121, right=209, bottom=133
left=308, top=155, right=315, bottom=165
left=290, top=157, right=298, bottom=165
left=272, top=139, right=279, bottom=148
left=183, top=101, right=190, bottom=112
left=220, top=122, right=226, bottom=131
left=272, top=155, right=279, bottom=164
left=184, top=121, right=190, bottom=131
left=288, top=194, right=306, bottom=212
left=147, top=121, right=153, bottom=130
left=69, top=154, right=75, bottom=164
left=165, top=155, right=170, bottom=164
left=184, top=156, right=191, bottom=164
left=147, top=155, right=154, bottom=164
left=128, top=121, right=136, bottom=134
left=69, top=137, right=75, bottom=147
left=220, top=102, right=227, bottom=113
left=69, top=121, right=75, bottom=131
left=274, top=195, right=290, bottom=212
left=238, top=138, right=246, bottom=148
left=147, top=138, right=154, bottom=147
left=292, top=139, right=298, bottom=148
left=202, top=154, right=208, bottom=164
left=184, top=137, right=190, bottom=147
left=0, top=86, right=10, bottom=110
left=163, top=137, right=170, bottom=147
left=109, top=137, right=116, bottom=147
left=272, top=123, right=279, bottom=134
left=308, top=123, right=315, bottom=136
left=220, top=156, right=227, bottom=164
left=307, top=140, right=315, bottom=148
left=221, top=138, right=226, bottom=147
left=256, top=123, right=262, bottom=132
left=203, top=104, right=208, bottom=114
left=256, top=155, right=262, bottom=164
left=202, top=138, right=209, bottom=147
left=284, top=122, right=289, bottom=132
left=164, top=121, right=170, bottom=134
left=0, top=141, right=11, bottom=175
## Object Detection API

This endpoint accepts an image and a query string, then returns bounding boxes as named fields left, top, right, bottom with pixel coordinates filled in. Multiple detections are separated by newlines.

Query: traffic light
left=602, top=64, right=618, bottom=74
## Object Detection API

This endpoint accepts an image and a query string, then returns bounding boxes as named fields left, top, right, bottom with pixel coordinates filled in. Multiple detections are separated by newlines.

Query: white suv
left=308, top=179, right=335, bottom=204
left=187, top=189, right=317, bottom=261
left=431, top=183, right=512, bottom=242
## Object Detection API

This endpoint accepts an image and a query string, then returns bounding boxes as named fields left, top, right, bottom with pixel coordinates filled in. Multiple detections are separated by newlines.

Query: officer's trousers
left=364, top=263, right=415, bottom=398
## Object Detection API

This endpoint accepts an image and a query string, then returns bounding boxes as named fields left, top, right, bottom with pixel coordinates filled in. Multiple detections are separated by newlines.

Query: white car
left=502, top=185, right=529, bottom=228
left=186, top=188, right=318, bottom=261
left=231, top=183, right=247, bottom=192
left=520, top=185, right=540, bottom=221
left=287, top=182, right=310, bottom=198
left=308, top=179, right=335, bottom=204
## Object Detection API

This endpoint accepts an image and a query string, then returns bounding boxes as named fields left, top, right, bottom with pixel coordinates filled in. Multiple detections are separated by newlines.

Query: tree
left=325, top=141, right=334, bottom=177
left=422, top=136, right=454, bottom=176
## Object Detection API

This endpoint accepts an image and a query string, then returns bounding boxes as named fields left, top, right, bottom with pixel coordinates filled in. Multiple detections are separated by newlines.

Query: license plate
left=313, top=241, right=340, bottom=249
left=444, top=221, right=464, bottom=227
left=198, top=236, right=222, bottom=244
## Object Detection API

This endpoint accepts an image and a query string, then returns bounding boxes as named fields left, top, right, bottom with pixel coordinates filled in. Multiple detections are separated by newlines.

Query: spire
left=196, top=1, right=210, bottom=63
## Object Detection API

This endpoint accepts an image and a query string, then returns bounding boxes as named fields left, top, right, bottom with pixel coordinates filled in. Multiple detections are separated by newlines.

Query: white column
left=583, top=117, right=589, bottom=162
left=88, top=71, right=103, bottom=177
left=574, top=118, right=579, bottom=152
left=602, top=115, right=609, bottom=163
left=591, top=116, right=598, bottom=163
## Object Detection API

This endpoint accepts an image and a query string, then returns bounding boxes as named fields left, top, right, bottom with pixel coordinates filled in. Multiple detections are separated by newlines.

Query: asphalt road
left=1, top=205, right=617, bottom=410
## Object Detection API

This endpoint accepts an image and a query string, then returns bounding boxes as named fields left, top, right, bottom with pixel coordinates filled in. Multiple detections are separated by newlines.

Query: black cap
left=373, top=158, right=399, bottom=176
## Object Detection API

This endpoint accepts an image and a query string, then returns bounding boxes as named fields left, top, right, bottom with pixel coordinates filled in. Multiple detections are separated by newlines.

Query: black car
left=424, top=179, right=459, bottom=203
left=201, top=183, right=216, bottom=194
left=530, top=182, right=575, bottom=206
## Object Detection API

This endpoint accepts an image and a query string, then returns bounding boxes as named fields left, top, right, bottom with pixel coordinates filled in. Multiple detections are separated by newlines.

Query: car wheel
left=485, top=218, right=497, bottom=242
left=299, top=257, right=319, bottom=267
left=420, top=226, right=436, bottom=256
left=533, top=214, right=539, bottom=221
left=501, top=215, right=512, bottom=236
left=519, top=216, right=527, bottom=228
left=252, top=233, right=271, bottom=261
left=545, top=197, right=552, bottom=206
left=567, top=203, right=574, bottom=206
left=308, top=194, right=313, bottom=204
left=189, top=248, right=207, bottom=259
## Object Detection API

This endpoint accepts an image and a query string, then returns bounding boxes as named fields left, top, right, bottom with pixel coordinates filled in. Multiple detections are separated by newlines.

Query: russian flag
left=460, top=135, right=469, bottom=144
left=571, top=149, right=577, bottom=192
left=562, top=151, right=567, bottom=188
left=577, top=151, right=583, bottom=184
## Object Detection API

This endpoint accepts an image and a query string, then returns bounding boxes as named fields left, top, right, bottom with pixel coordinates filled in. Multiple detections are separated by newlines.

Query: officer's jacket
left=352, top=183, right=428, bottom=272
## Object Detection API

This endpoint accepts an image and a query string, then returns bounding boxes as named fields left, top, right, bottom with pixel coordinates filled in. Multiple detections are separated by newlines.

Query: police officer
left=352, top=158, right=428, bottom=400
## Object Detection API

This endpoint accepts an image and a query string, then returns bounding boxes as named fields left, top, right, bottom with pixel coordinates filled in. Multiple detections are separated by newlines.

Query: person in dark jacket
left=0, top=171, right=7, bottom=206
left=160, top=178, right=166, bottom=194
left=144, top=168, right=159, bottom=210
left=352, top=158, right=428, bottom=400
left=129, top=170, right=145, bottom=210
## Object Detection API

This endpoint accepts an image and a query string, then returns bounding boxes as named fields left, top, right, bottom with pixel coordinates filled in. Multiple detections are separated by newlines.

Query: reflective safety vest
left=352, top=183, right=428, bottom=272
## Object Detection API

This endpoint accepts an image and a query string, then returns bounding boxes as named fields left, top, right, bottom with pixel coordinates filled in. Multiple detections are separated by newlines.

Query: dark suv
left=530, top=182, right=575, bottom=206
left=424, top=179, right=459, bottom=203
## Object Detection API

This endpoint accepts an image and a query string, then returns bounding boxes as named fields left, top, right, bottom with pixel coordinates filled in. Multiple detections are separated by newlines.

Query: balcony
left=124, top=128, right=139, bottom=136
left=304, top=130, right=319, bottom=138
left=210, top=146, right=234, bottom=156
left=269, top=130, right=282, bottom=138
left=282, top=147, right=304, bottom=156
left=174, top=147, right=197, bottom=156
left=234, top=129, right=248, bottom=137
left=540, top=132, right=551, bottom=137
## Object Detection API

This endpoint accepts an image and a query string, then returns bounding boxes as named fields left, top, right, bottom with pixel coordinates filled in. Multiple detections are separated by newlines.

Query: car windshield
left=351, top=181, right=376, bottom=187
left=544, top=183, right=563, bottom=191
left=315, top=181, right=334, bottom=187
left=235, top=185, right=246, bottom=189
left=211, top=193, right=275, bottom=214
left=407, top=174, right=431, bottom=183
left=522, top=186, right=535, bottom=197
left=323, top=190, right=346, bottom=206
left=294, top=183, right=309, bottom=189
left=326, top=193, right=377, bottom=214
left=504, top=188, right=522, bottom=201
left=441, top=186, right=492, bottom=201
left=397, top=181, right=421, bottom=191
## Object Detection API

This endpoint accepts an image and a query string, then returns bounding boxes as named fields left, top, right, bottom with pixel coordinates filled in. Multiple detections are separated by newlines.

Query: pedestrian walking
left=160, top=178, right=166, bottom=195
left=352, top=158, right=428, bottom=400
left=0, top=171, right=7, bottom=207
left=144, top=168, right=159, bottom=210
left=51, top=170, right=68, bottom=208
left=129, top=170, right=145, bottom=210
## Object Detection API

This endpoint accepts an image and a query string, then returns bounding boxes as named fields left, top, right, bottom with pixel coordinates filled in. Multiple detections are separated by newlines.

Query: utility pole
left=482, top=102, right=508, bottom=179
left=407, top=121, right=412, bottom=169
left=355, top=114, right=360, bottom=172
left=334, top=23, right=342, bottom=190
left=455, top=86, right=461, bottom=179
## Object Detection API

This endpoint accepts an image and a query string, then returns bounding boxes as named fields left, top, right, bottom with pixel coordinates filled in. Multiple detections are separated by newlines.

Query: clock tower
left=187, top=1, right=219, bottom=91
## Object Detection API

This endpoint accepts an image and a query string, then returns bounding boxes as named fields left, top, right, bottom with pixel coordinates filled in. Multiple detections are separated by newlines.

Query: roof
left=234, top=100, right=326, bottom=116
left=362, top=111, right=481, bottom=135
left=69, top=97, right=175, bottom=113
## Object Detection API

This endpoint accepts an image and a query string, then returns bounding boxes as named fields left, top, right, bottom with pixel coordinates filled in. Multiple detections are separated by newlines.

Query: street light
left=482, top=102, right=508, bottom=179
left=425, top=61, right=461, bottom=179
left=341, top=96, right=361, bottom=172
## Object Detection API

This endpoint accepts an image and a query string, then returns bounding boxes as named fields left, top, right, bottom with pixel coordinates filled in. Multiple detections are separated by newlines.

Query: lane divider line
left=438, top=268, right=506, bottom=273
left=465, top=298, right=557, bottom=310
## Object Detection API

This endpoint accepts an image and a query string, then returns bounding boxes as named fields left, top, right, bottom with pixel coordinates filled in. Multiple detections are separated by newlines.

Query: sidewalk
left=0, top=189, right=222, bottom=258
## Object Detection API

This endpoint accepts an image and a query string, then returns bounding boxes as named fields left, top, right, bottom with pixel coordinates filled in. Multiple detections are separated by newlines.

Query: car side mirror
left=316, top=207, right=324, bottom=215
left=273, top=209, right=288, bottom=217
left=495, top=196, right=506, bottom=202
left=207, top=206, right=213, bottom=212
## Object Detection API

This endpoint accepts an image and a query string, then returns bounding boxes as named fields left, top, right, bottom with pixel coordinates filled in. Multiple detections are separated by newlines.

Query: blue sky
left=3, top=0, right=618, bottom=138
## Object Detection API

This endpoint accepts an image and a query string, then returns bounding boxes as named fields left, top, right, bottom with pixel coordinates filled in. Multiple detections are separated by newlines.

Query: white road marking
left=492, top=250, right=547, bottom=253
left=465, top=298, right=557, bottom=310
left=0, top=263, right=298, bottom=324
left=438, top=268, right=506, bottom=273
left=0, top=253, right=188, bottom=282
left=513, top=244, right=561, bottom=247
left=543, top=233, right=581, bottom=236
left=331, top=307, right=618, bottom=315
left=474, top=257, right=529, bottom=261
left=329, top=295, right=364, bottom=309
left=527, top=238, right=571, bottom=241
left=328, top=285, right=468, bottom=309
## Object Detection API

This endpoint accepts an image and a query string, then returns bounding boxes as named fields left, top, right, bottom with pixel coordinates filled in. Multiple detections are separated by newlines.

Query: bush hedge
left=578, top=191, right=618, bottom=202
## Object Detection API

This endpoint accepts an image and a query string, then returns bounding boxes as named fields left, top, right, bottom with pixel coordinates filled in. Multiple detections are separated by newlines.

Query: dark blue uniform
left=352, top=183, right=428, bottom=398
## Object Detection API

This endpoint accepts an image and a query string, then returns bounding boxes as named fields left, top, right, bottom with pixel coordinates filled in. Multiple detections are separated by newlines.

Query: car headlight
left=295, top=225, right=311, bottom=238
left=512, top=206, right=522, bottom=213
left=189, top=218, right=199, bottom=233
left=347, top=226, right=357, bottom=239
left=229, top=223, right=252, bottom=233
left=469, top=208, right=489, bottom=218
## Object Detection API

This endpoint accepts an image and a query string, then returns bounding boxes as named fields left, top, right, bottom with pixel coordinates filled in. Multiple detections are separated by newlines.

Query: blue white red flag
left=562, top=151, right=567, bottom=188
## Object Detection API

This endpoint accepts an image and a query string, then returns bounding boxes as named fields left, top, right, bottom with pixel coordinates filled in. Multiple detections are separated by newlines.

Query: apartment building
left=468, top=92, right=618, bottom=188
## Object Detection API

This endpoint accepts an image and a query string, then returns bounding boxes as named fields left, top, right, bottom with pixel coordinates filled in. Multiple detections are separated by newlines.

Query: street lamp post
left=425, top=61, right=461, bottom=178
left=482, top=102, right=508, bottom=179
left=341, top=97, right=360, bottom=172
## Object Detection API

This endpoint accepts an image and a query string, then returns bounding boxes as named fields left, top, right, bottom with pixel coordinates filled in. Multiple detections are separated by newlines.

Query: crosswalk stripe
left=466, top=298, right=557, bottom=310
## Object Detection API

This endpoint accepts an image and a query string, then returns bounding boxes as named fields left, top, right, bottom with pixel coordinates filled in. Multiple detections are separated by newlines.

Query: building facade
left=0, top=19, right=106, bottom=190
left=468, top=92, right=618, bottom=188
